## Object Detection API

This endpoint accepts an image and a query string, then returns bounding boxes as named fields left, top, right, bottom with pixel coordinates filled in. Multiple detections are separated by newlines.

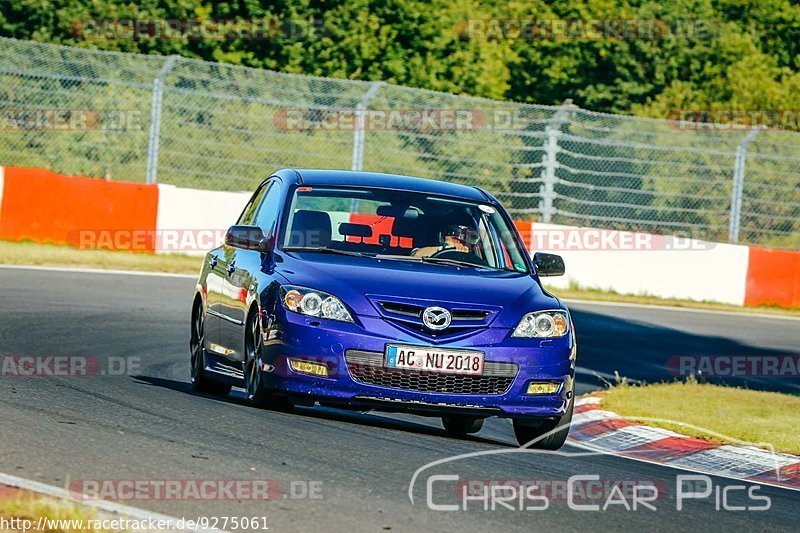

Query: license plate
left=384, top=344, right=484, bottom=375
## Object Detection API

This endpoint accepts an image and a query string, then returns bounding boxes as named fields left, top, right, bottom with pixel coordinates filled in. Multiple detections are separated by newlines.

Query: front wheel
left=190, top=302, right=231, bottom=397
left=512, top=399, right=573, bottom=449
left=244, top=311, right=291, bottom=411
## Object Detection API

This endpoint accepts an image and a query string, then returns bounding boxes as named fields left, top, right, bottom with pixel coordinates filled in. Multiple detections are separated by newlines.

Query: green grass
left=0, top=238, right=798, bottom=316
left=0, top=494, right=113, bottom=533
left=601, top=381, right=800, bottom=455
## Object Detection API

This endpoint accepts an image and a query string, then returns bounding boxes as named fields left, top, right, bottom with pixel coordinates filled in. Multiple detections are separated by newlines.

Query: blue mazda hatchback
left=191, top=169, right=575, bottom=448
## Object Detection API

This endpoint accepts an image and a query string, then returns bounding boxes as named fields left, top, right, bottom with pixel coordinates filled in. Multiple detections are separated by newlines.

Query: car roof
left=273, top=169, right=491, bottom=202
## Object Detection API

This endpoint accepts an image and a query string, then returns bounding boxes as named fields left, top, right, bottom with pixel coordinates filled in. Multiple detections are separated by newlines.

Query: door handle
left=227, top=262, right=236, bottom=276
left=208, top=256, right=218, bottom=269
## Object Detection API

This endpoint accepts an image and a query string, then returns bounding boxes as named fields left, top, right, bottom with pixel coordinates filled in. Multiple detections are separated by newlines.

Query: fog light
left=288, top=358, right=329, bottom=377
left=527, top=381, right=561, bottom=395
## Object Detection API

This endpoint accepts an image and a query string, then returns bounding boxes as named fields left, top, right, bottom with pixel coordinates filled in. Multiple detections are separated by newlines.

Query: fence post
left=351, top=81, right=384, bottom=171
left=145, top=55, right=179, bottom=184
left=540, top=100, right=574, bottom=223
left=728, top=128, right=761, bottom=243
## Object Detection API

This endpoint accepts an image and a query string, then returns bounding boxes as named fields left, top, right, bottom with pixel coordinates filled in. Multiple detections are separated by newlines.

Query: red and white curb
left=567, top=396, right=800, bottom=491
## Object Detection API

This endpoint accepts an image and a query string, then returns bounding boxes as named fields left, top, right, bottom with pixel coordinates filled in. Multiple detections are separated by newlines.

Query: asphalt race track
left=0, top=267, right=798, bottom=532
left=570, top=300, right=800, bottom=395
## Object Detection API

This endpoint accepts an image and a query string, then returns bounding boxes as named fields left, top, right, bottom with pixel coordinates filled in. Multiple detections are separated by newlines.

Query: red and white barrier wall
left=0, top=166, right=797, bottom=309
left=0, top=166, right=159, bottom=250
left=527, top=223, right=751, bottom=306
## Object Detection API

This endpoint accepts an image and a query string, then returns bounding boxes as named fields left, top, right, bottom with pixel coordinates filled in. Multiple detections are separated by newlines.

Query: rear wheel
left=512, top=398, right=573, bottom=449
left=244, top=311, right=291, bottom=411
left=442, top=415, right=484, bottom=436
left=190, top=301, right=231, bottom=396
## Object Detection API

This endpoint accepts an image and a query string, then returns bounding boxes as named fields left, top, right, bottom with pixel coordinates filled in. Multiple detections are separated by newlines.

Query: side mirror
left=225, top=225, right=273, bottom=253
left=533, top=252, right=565, bottom=277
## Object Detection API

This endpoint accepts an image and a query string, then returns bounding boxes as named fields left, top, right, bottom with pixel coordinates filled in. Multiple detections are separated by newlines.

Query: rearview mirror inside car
left=533, top=252, right=565, bottom=277
left=375, top=205, right=420, bottom=219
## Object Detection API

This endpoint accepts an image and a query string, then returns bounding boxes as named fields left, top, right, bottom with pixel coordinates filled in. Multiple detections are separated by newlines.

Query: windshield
left=281, top=186, right=529, bottom=273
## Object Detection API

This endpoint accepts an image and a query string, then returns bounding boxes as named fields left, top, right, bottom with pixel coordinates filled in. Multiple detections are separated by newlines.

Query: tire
left=512, top=398, right=573, bottom=449
left=190, top=301, right=231, bottom=397
left=442, top=415, right=484, bottom=436
left=244, top=310, right=291, bottom=411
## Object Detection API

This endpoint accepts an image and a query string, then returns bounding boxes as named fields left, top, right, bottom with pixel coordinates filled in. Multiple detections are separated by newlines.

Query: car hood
left=274, top=252, right=563, bottom=326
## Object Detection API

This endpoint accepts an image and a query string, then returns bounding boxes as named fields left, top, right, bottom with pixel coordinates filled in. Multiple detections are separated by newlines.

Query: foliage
left=1, top=1, right=798, bottom=247
left=3, top=1, right=800, bottom=115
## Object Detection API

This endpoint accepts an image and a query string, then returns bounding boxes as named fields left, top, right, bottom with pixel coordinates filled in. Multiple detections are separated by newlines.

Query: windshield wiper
left=374, top=254, right=487, bottom=269
left=419, top=256, right=488, bottom=269
left=284, top=246, right=368, bottom=257
left=374, top=254, right=422, bottom=262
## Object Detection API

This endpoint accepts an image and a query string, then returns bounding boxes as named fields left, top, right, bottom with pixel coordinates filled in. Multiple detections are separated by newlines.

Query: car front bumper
left=260, top=311, right=575, bottom=419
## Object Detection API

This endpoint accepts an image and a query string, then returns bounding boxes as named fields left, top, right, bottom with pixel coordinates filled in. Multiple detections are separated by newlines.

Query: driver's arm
left=412, top=239, right=469, bottom=258
left=411, top=246, right=439, bottom=258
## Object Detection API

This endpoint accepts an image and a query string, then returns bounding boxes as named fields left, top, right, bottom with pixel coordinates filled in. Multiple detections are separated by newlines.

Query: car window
left=282, top=186, right=529, bottom=273
left=237, top=180, right=271, bottom=225
left=253, top=181, right=284, bottom=235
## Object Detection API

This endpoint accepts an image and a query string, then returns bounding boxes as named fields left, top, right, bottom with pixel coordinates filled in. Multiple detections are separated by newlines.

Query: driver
left=412, top=223, right=477, bottom=258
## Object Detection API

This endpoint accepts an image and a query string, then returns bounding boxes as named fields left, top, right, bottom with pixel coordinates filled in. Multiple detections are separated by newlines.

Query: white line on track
left=0, top=264, right=196, bottom=279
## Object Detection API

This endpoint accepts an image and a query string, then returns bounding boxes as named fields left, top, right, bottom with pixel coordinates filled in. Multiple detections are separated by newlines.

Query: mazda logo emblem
left=422, top=306, right=452, bottom=331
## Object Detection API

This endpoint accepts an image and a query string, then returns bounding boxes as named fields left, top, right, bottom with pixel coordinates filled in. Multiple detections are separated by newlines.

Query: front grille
left=452, top=309, right=491, bottom=321
left=379, top=301, right=421, bottom=317
left=378, top=301, right=491, bottom=322
left=345, top=350, right=517, bottom=395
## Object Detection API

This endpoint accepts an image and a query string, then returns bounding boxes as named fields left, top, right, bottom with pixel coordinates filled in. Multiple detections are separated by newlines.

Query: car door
left=204, top=245, right=226, bottom=355
left=205, top=180, right=269, bottom=360
left=217, top=179, right=278, bottom=363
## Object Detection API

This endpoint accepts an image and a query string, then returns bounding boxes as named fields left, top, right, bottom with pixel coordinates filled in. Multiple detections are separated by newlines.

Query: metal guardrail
left=0, top=37, right=797, bottom=248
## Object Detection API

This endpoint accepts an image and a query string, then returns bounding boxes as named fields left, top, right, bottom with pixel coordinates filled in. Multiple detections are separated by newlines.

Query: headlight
left=512, top=310, right=569, bottom=338
left=280, top=285, right=354, bottom=323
